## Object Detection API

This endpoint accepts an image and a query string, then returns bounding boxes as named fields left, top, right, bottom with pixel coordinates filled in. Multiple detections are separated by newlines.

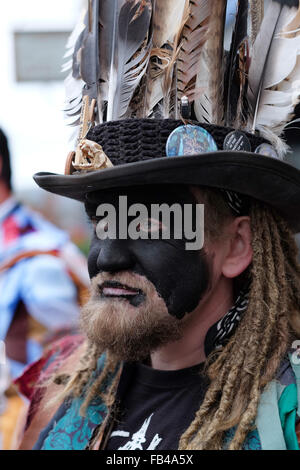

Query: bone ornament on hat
left=74, top=140, right=113, bottom=171
left=65, top=139, right=113, bottom=175
left=65, top=93, right=113, bottom=175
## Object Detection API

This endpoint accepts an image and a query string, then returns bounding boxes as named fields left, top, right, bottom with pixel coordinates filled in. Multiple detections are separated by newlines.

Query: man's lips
left=98, top=281, right=142, bottom=299
left=102, top=287, right=139, bottom=296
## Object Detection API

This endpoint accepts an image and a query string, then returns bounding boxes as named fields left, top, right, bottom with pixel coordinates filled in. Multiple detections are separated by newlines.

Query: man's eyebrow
left=85, top=204, right=97, bottom=217
left=85, top=214, right=95, bottom=227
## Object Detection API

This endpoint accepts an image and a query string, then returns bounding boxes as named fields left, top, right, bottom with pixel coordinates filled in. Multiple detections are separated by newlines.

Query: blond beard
left=80, top=271, right=184, bottom=362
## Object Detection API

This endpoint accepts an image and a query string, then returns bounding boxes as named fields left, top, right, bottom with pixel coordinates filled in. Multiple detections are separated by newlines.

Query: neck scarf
left=204, top=285, right=249, bottom=357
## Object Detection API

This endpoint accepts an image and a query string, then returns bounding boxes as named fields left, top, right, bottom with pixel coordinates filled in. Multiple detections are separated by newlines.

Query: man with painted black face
left=18, top=181, right=257, bottom=450
left=82, top=185, right=251, bottom=370
left=79, top=184, right=254, bottom=451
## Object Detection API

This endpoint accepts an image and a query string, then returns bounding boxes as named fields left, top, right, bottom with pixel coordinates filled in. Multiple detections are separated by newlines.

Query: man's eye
left=138, top=218, right=164, bottom=233
left=96, top=219, right=109, bottom=232
left=91, top=218, right=108, bottom=232
left=90, top=217, right=98, bottom=229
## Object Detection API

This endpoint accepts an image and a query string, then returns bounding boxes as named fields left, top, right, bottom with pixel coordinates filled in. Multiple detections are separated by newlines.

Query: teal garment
left=223, top=381, right=299, bottom=450
left=41, top=394, right=107, bottom=450
left=34, top=354, right=300, bottom=450
left=38, top=354, right=111, bottom=450
left=223, top=428, right=262, bottom=450
left=279, top=384, right=299, bottom=450
left=255, top=354, right=300, bottom=450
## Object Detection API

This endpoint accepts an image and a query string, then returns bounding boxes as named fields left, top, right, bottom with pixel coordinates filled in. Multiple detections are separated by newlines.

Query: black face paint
left=85, top=185, right=211, bottom=319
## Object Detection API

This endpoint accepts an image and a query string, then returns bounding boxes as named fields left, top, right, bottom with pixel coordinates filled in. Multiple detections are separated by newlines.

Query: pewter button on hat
left=223, top=131, right=251, bottom=152
left=255, top=143, right=279, bottom=159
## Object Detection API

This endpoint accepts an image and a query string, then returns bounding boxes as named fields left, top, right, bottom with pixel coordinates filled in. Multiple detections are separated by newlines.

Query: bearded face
left=81, top=185, right=212, bottom=362
left=81, top=271, right=183, bottom=361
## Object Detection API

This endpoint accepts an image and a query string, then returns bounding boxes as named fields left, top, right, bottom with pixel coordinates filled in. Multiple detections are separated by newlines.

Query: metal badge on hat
left=166, top=97, right=218, bottom=157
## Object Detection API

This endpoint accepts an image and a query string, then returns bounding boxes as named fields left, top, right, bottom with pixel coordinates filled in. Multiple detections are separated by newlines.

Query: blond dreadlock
left=179, top=201, right=300, bottom=450
left=50, top=342, right=121, bottom=415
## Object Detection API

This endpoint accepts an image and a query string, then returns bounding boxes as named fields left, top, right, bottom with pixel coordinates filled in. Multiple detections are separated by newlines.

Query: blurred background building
left=0, top=0, right=90, bottom=255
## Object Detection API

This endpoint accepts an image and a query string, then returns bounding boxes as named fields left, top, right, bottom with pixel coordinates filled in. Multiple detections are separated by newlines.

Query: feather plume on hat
left=63, top=0, right=300, bottom=159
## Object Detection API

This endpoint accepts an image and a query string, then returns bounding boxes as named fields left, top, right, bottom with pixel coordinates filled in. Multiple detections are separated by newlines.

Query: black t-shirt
left=105, top=361, right=208, bottom=450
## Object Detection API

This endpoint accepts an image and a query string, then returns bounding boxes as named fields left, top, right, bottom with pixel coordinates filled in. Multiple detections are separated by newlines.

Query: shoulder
left=8, top=204, right=70, bottom=254
left=14, top=334, right=87, bottom=450
left=20, top=253, right=76, bottom=290
left=15, top=334, right=85, bottom=399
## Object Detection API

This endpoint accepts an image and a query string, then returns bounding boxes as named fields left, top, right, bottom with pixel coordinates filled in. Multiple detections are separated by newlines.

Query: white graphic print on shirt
left=110, top=413, right=162, bottom=450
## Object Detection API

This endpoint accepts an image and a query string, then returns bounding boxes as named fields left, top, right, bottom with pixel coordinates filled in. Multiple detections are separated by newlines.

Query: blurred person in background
left=0, top=127, right=89, bottom=449
left=0, top=343, right=10, bottom=450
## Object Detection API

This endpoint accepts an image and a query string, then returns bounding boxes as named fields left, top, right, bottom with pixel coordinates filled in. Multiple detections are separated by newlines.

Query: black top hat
left=34, top=118, right=300, bottom=232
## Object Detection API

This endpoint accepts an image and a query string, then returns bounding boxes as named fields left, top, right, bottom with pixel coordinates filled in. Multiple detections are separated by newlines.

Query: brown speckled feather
left=194, top=0, right=227, bottom=125
left=250, top=0, right=264, bottom=44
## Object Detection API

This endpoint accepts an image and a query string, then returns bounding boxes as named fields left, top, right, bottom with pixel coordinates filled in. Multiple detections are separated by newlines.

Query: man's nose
left=96, top=240, right=135, bottom=273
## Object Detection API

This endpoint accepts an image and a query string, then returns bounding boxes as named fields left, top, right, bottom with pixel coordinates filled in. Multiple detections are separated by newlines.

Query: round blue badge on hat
left=255, top=143, right=279, bottom=159
left=166, top=125, right=218, bottom=157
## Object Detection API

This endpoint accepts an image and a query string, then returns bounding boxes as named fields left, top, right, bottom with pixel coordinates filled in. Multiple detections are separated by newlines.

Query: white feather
left=247, top=2, right=300, bottom=155
left=194, top=56, right=212, bottom=123
left=256, top=125, right=289, bottom=159
left=62, top=7, right=87, bottom=129
left=152, top=0, right=186, bottom=48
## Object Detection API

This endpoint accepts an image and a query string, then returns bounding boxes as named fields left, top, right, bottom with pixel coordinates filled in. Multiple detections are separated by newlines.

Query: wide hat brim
left=34, top=150, right=300, bottom=233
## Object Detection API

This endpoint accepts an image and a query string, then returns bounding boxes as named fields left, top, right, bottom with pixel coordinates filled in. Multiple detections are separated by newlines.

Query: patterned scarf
left=222, top=190, right=250, bottom=216
left=204, top=285, right=249, bottom=356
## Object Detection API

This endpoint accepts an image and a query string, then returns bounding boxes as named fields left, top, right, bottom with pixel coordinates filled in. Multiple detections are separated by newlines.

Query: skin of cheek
left=87, top=234, right=212, bottom=320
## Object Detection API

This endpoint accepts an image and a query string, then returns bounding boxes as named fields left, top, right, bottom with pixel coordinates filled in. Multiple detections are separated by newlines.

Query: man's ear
left=221, top=217, right=253, bottom=279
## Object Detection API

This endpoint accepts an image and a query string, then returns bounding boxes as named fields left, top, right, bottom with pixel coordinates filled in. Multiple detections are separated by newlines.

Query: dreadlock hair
left=48, top=342, right=121, bottom=415
left=49, top=187, right=300, bottom=450
left=179, top=198, right=300, bottom=450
